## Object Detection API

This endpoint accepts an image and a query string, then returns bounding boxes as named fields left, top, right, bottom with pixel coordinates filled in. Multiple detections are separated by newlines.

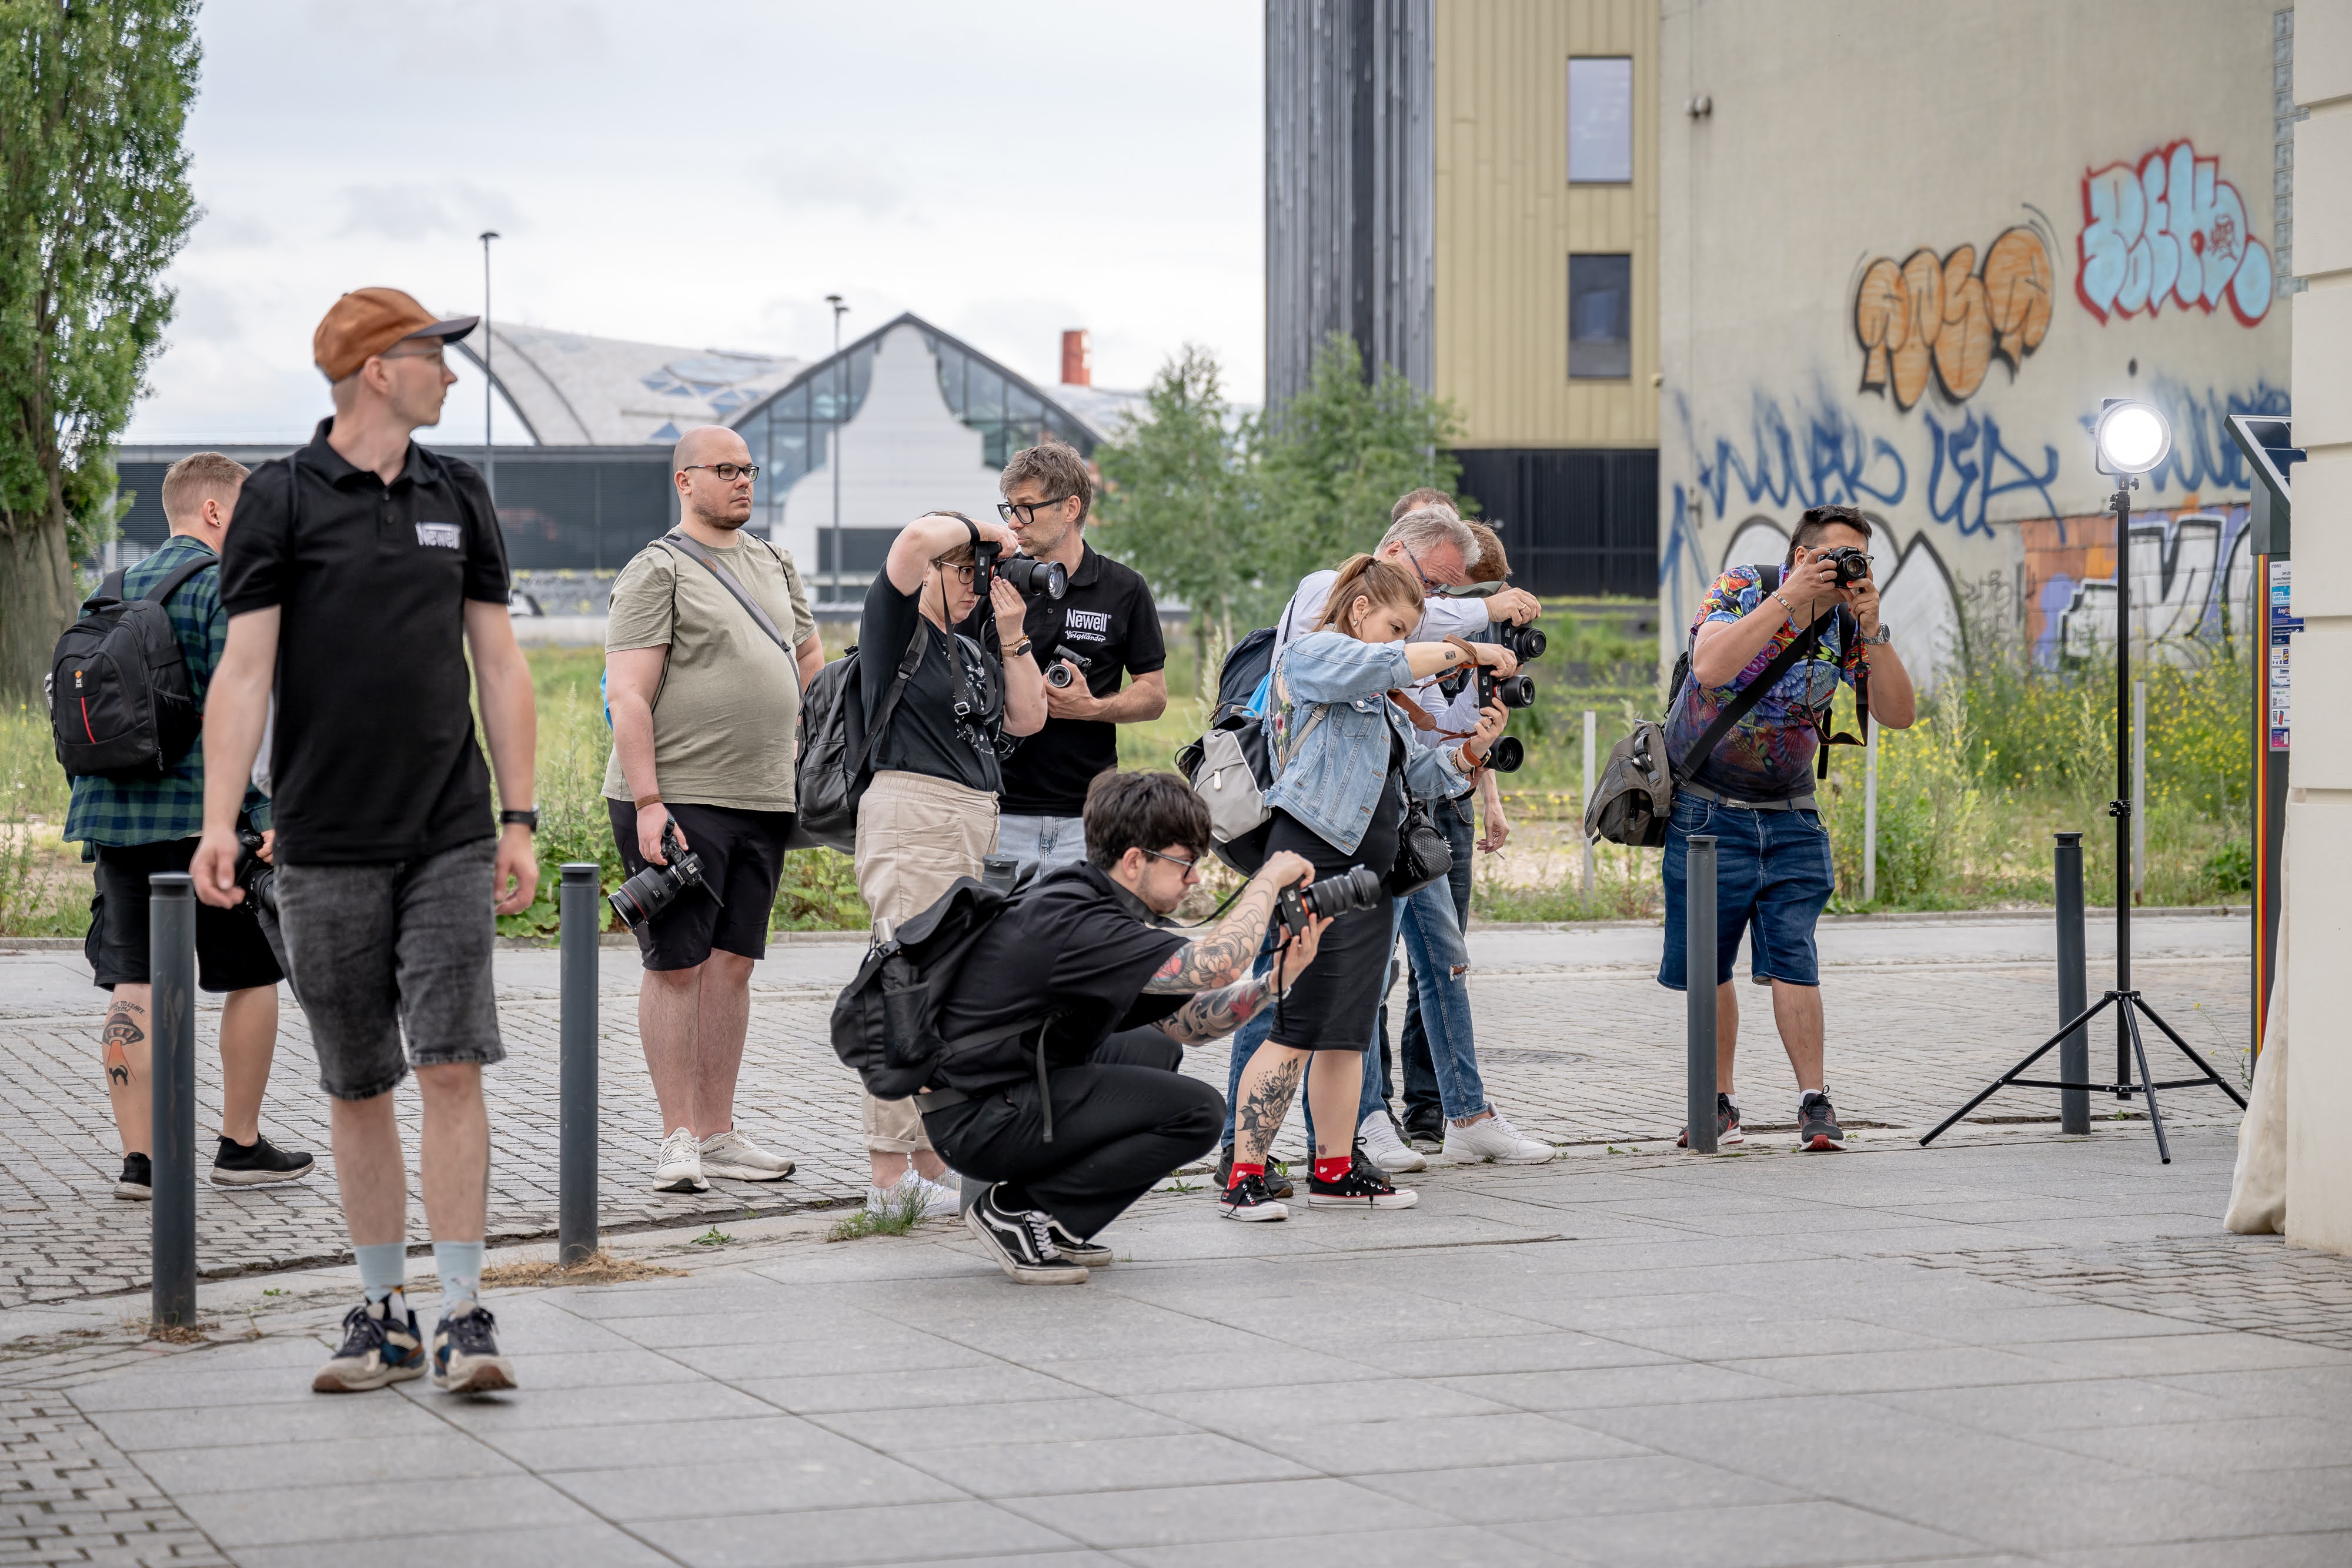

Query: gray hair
left=1379, top=506, right=1481, bottom=571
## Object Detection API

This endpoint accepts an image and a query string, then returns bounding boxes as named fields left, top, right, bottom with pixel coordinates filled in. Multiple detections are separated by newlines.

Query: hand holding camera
left=1275, top=862, right=1384, bottom=942
left=611, top=819, right=709, bottom=930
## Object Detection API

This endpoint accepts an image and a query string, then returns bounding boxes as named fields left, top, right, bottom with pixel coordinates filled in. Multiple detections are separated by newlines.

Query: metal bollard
left=149, top=872, right=198, bottom=1325
left=2054, top=833, right=2090, bottom=1134
left=1685, top=836, right=1719, bottom=1154
left=558, top=863, right=600, bottom=1265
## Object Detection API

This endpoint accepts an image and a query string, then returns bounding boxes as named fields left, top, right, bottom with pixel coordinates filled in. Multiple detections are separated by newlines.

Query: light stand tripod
left=1922, top=471, right=2246, bottom=1162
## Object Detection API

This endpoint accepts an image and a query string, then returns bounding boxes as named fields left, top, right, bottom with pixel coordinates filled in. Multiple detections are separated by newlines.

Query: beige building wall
left=2285, top=0, right=2352, bottom=1256
left=1658, top=0, right=2289, bottom=683
left=1434, top=0, right=1661, bottom=448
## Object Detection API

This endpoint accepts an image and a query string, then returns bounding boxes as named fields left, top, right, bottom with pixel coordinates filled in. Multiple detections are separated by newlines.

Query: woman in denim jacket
left=1220, top=554, right=1510, bottom=1220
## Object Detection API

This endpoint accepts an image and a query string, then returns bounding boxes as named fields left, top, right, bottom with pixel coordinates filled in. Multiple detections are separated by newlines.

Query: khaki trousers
left=854, top=770, right=998, bottom=1155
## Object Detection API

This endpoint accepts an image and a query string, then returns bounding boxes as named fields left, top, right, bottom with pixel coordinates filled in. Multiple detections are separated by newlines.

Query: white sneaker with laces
left=911, top=1174, right=959, bottom=1218
left=1442, top=1109, right=1557, bottom=1165
left=653, top=1127, right=707, bottom=1192
left=866, top=1172, right=954, bottom=1220
left=699, top=1128, right=796, bottom=1182
left=1358, top=1111, right=1428, bottom=1174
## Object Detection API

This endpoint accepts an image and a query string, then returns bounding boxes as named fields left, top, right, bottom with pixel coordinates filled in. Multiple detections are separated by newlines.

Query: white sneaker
left=865, top=1172, right=954, bottom=1221
left=699, top=1129, right=796, bottom=1182
left=653, top=1127, right=707, bottom=1192
left=1358, top=1112, right=1428, bottom=1174
left=1442, top=1109, right=1556, bottom=1165
left=912, top=1174, right=958, bottom=1218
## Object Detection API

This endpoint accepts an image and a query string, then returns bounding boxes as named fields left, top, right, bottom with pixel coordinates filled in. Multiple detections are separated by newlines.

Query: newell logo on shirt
left=415, top=521, right=463, bottom=550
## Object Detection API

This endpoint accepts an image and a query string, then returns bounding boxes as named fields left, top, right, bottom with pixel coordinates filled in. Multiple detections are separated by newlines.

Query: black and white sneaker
left=964, top=1186, right=1090, bottom=1284
left=1217, top=1172, right=1289, bottom=1222
left=212, top=1134, right=316, bottom=1187
left=1678, top=1093, right=1743, bottom=1148
left=1797, top=1091, right=1846, bottom=1151
left=432, top=1305, right=517, bottom=1393
left=113, top=1152, right=152, bottom=1202
left=1308, top=1164, right=1418, bottom=1209
left=1044, top=1216, right=1113, bottom=1268
left=1214, top=1147, right=1293, bottom=1199
left=313, top=1296, right=426, bottom=1393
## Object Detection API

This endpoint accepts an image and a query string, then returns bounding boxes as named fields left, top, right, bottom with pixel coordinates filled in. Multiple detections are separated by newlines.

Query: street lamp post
left=826, top=294, right=847, bottom=604
left=479, top=230, right=500, bottom=503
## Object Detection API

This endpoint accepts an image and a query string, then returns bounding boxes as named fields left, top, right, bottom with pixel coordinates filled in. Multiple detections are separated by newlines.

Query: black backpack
left=788, top=624, right=928, bottom=854
left=831, top=875, right=1059, bottom=1129
left=47, top=554, right=218, bottom=781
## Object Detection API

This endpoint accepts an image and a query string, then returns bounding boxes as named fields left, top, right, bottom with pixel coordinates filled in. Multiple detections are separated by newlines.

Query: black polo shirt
left=998, top=542, right=1165, bottom=818
left=219, top=418, right=510, bottom=864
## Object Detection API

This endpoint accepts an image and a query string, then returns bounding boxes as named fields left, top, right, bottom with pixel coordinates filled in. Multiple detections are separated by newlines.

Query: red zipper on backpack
left=79, top=695, right=95, bottom=743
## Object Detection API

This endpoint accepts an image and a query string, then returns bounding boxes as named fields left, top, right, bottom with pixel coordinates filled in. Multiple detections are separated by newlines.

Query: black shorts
left=85, top=837, right=283, bottom=995
left=608, top=800, right=795, bottom=969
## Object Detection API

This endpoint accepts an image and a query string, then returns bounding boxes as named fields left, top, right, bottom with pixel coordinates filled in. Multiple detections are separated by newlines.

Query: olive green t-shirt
left=600, top=534, right=816, bottom=813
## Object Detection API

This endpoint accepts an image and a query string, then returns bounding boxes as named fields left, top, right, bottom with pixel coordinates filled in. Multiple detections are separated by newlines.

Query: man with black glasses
left=993, top=440, right=1167, bottom=872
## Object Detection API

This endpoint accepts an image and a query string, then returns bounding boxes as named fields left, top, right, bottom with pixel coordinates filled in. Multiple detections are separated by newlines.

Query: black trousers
left=923, top=1029, right=1220, bottom=1241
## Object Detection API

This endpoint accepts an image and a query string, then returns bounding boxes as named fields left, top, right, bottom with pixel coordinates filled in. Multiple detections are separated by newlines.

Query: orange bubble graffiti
left=1855, top=226, right=2053, bottom=410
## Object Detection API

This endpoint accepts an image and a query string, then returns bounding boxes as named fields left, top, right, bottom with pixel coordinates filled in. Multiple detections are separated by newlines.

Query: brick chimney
left=1060, top=329, right=1091, bottom=386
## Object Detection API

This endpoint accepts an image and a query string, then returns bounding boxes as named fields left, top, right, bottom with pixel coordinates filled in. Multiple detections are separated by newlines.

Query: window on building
left=1568, top=254, right=1632, bottom=379
left=1568, top=56, right=1633, bottom=183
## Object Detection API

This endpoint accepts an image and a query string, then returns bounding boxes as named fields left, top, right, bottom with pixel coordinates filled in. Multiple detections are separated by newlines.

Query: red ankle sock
left=1229, top=1161, right=1265, bottom=1187
left=1312, top=1155, right=1352, bottom=1184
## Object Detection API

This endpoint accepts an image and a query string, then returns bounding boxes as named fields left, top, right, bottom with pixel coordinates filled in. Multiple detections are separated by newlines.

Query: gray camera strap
left=658, top=530, right=794, bottom=653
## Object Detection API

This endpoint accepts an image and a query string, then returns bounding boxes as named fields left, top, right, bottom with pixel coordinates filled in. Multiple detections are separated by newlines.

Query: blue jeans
left=1659, top=792, right=1835, bottom=990
left=1398, top=797, right=1476, bottom=1122
left=995, top=813, right=1088, bottom=874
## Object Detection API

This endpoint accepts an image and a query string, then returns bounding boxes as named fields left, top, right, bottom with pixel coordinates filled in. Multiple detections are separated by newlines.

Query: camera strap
left=1671, top=608, right=1835, bottom=786
left=659, top=530, right=795, bottom=654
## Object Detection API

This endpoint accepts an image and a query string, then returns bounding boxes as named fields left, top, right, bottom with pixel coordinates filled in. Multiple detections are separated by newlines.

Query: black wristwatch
left=500, top=808, right=539, bottom=833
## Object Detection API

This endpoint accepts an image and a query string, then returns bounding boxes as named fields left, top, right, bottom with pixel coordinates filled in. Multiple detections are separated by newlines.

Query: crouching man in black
left=918, top=771, right=1328, bottom=1284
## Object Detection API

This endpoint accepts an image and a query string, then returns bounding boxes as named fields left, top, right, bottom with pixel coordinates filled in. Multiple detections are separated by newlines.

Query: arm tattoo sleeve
left=1141, top=878, right=1282, bottom=992
left=1151, top=972, right=1280, bottom=1044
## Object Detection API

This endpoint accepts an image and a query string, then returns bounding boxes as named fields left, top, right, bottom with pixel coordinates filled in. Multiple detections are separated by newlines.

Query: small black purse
left=1387, top=795, right=1454, bottom=897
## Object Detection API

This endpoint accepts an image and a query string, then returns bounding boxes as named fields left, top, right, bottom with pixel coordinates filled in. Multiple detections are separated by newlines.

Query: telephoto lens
left=609, top=821, right=707, bottom=930
left=1483, top=735, right=1525, bottom=773
left=1480, top=670, right=1537, bottom=709
left=997, top=556, right=1067, bottom=600
left=1489, top=621, right=1547, bottom=661
left=1276, top=863, right=1388, bottom=940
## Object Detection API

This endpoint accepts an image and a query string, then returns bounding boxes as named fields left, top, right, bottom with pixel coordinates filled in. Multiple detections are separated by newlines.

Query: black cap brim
left=404, top=314, right=480, bottom=344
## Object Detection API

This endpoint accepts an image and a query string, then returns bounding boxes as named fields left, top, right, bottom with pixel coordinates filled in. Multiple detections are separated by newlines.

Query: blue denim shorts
left=1658, top=791, right=1834, bottom=991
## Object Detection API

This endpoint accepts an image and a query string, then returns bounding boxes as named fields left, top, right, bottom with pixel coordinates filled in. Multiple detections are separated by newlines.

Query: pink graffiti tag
left=2077, top=139, right=2273, bottom=326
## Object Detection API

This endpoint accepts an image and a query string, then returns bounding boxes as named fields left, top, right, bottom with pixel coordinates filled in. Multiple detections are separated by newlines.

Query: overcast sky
left=125, top=0, right=1264, bottom=444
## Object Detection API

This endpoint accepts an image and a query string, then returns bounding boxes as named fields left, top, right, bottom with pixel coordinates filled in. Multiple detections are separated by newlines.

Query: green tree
left=1091, top=344, right=1255, bottom=687
left=0, top=1, right=201, bottom=697
left=1246, top=332, right=1466, bottom=620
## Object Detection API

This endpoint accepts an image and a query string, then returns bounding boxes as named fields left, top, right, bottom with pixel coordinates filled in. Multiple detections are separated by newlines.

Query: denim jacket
left=1261, top=630, right=1471, bottom=852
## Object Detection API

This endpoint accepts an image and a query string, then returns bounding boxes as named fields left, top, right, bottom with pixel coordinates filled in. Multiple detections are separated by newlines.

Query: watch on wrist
left=1862, top=624, right=1893, bottom=647
left=500, top=808, right=539, bottom=833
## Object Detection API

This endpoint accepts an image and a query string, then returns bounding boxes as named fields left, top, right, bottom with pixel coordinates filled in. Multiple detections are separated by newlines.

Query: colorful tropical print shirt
left=1662, top=565, right=1865, bottom=802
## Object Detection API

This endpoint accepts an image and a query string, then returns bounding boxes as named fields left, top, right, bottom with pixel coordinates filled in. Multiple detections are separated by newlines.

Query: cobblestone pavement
left=0, top=916, right=2251, bottom=1312
left=3, top=1124, right=2348, bottom=1566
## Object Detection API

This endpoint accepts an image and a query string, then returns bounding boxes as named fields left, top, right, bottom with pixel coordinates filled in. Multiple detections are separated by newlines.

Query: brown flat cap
left=313, top=287, right=479, bottom=382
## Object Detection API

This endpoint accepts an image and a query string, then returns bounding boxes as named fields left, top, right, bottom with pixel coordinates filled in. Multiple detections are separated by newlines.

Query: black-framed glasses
left=996, top=496, right=1070, bottom=526
left=1142, top=847, right=1203, bottom=877
left=683, top=463, right=760, bottom=483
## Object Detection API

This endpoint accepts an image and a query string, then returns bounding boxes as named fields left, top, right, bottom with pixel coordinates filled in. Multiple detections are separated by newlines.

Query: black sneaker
left=1678, top=1094, right=1744, bottom=1148
left=431, top=1304, right=516, bottom=1393
left=1215, top=1148, right=1294, bottom=1200
left=964, top=1185, right=1089, bottom=1284
left=1402, top=1109, right=1444, bottom=1152
left=313, top=1296, right=426, bottom=1393
left=212, top=1134, right=316, bottom=1187
left=113, top=1152, right=152, bottom=1202
left=1044, top=1216, right=1113, bottom=1268
left=1216, top=1172, right=1289, bottom=1222
left=1308, top=1164, right=1418, bottom=1209
left=1798, top=1091, right=1846, bottom=1151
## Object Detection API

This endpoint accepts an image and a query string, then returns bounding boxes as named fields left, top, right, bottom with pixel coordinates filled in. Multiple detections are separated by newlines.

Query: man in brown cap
left=193, top=286, right=540, bottom=1396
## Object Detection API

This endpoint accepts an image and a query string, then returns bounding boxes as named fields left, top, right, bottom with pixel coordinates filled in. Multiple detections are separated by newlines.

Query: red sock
left=1312, top=1155, right=1352, bottom=1184
left=1228, top=1161, right=1265, bottom=1188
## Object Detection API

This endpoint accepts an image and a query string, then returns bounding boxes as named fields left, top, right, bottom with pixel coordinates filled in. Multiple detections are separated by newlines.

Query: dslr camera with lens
left=971, top=539, right=1067, bottom=602
left=610, top=820, right=709, bottom=930
left=1487, top=621, right=1546, bottom=662
left=233, top=825, right=278, bottom=918
left=1818, top=545, right=1871, bottom=586
left=1042, top=643, right=1094, bottom=690
left=1275, top=864, right=1386, bottom=941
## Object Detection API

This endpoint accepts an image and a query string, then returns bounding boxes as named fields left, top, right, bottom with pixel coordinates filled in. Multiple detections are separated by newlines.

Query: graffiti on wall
left=1854, top=225, right=2056, bottom=409
left=2021, top=503, right=2254, bottom=667
left=2078, top=140, right=2273, bottom=326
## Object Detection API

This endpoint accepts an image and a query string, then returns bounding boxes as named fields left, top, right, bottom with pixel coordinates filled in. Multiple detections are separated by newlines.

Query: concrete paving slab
left=633, top=1499, right=1082, bottom=1567
left=539, top=1452, right=963, bottom=1519
left=997, top=1475, right=1454, bottom=1548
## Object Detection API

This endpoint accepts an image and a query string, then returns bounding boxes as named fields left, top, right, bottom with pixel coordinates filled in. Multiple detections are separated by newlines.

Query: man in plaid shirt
left=64, top=453, right=314, bottom=1201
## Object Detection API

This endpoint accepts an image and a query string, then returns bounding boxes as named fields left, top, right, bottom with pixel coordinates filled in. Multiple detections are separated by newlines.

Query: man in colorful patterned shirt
left=64, top=453, right=314, bottom=1202
left=1659, top=504, right=1916, bottom=1151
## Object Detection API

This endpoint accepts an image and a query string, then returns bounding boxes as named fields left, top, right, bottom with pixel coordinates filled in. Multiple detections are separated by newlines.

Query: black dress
left=1261, top=726, right=1404, bottom=1052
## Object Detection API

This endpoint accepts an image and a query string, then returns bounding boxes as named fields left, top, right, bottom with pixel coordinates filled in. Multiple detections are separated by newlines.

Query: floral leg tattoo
left=1234, top=1051, right=1305, bottom=1166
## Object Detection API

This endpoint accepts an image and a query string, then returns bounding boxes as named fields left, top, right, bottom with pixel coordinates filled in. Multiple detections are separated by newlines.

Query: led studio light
left=2094, top=400, right=2171, bottom=475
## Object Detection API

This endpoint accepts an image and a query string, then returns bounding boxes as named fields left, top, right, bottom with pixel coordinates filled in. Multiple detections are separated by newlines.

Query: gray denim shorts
left=275, top=838, right=505, bottom=1101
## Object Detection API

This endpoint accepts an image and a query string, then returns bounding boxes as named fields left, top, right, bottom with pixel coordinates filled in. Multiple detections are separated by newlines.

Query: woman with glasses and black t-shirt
left=853, top=510, right=1045, bottom=1219
left=1219, top=553, right=1510, bottom=1221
